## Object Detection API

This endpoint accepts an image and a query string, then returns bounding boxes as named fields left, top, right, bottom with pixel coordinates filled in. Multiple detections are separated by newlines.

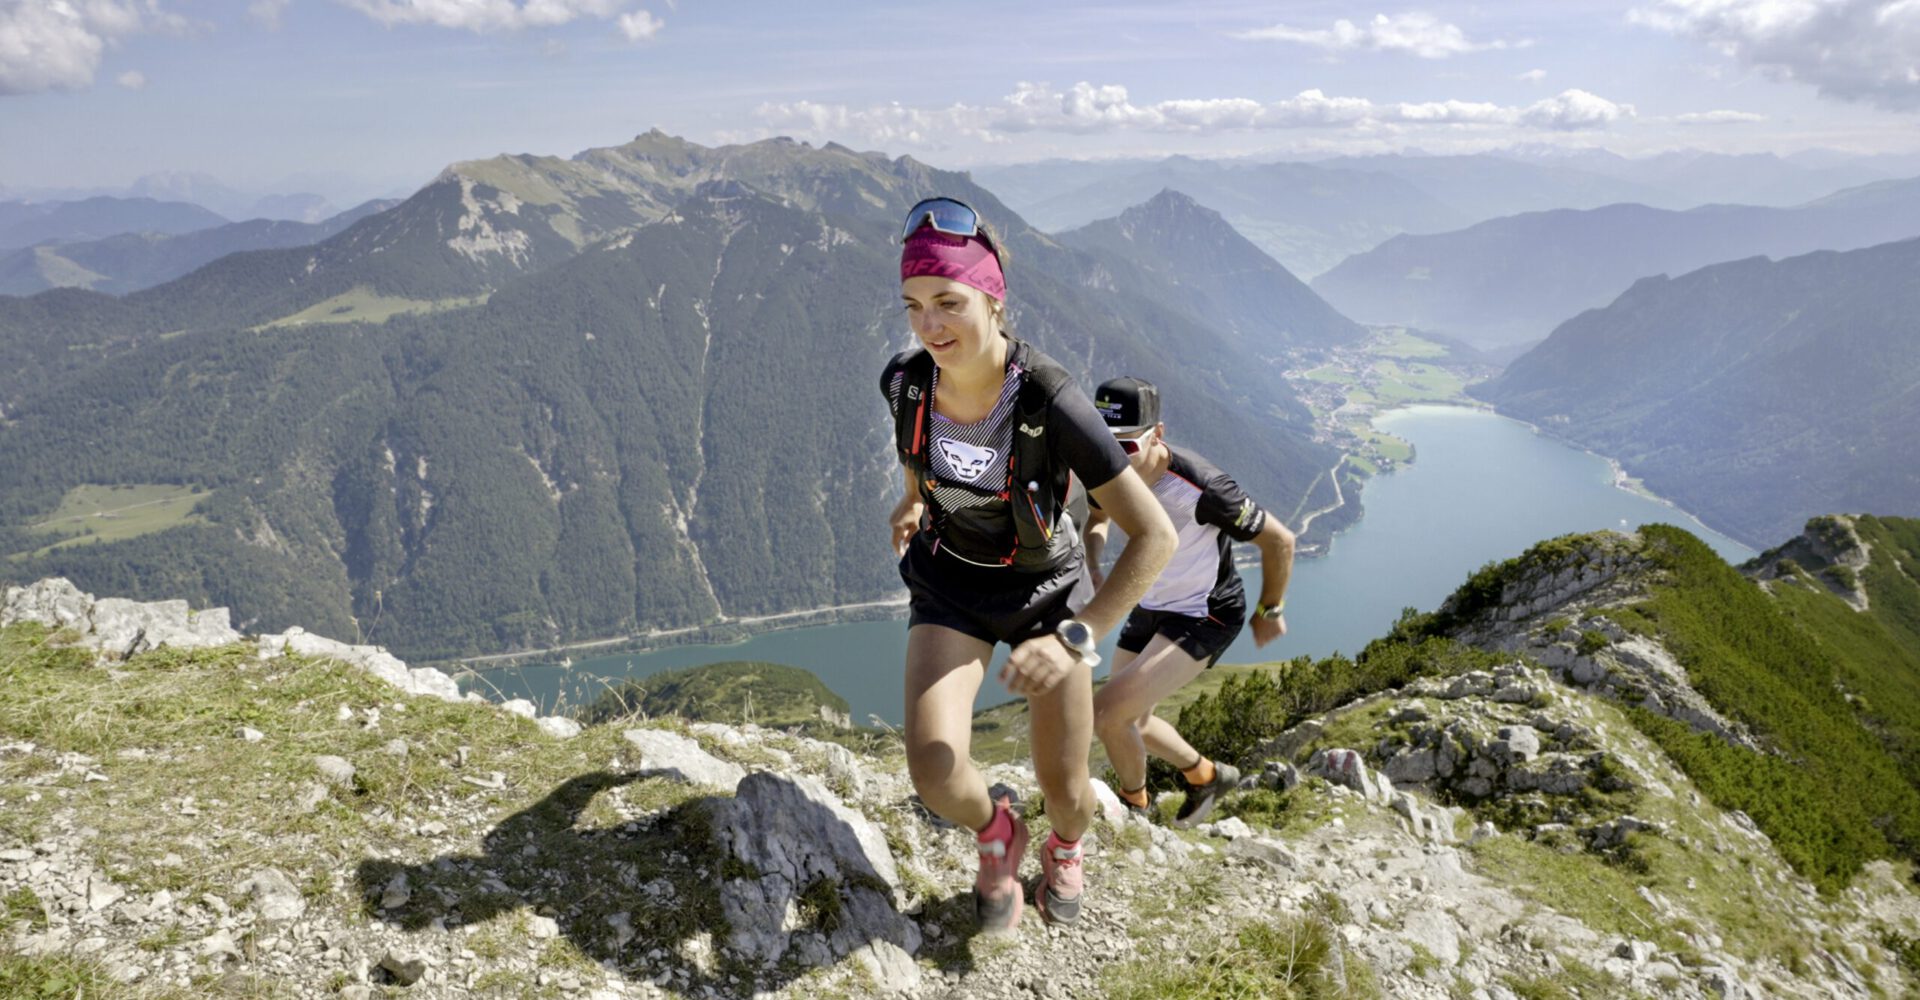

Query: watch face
left=1059, top=620, right=1092, bottom=647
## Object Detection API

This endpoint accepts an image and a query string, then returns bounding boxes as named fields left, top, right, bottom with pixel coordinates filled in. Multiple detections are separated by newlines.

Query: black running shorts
left=899, top=531, right=1081, bottom=647
left=1115, top=597, right=1246, bottom=668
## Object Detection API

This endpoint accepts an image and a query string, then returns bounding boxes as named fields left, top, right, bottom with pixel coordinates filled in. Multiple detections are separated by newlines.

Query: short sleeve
left=1194, top=466, right=1268, bottom=542
left=1047, top=381, right=1131, bottom=493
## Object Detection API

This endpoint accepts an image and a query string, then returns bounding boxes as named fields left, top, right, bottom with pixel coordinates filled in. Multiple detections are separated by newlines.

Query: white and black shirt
left=886, top=354, right=1128, bottom=566
left=1102, top=444, right=1269, bottom=617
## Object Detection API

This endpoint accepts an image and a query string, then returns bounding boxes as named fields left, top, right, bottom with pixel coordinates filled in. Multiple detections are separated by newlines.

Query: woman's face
left=901, top=276, right=999, bottom=369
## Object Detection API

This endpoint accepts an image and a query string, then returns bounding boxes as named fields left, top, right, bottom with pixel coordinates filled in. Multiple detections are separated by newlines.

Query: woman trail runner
left=882, top=197, right=1176, bottom=932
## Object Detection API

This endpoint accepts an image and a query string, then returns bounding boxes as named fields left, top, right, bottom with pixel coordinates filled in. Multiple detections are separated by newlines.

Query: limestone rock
left=234, top=867, right=306, bottom=923
left=712, top=772, right=920, bottom=992
left=1089, top=778, right=1129, bottom=825
left=1, top=577, right=93, bottom=630
left=379, top=872, right=411, bottom=910
left=621, top=728, right=746, bottom=788
left=1224, top=836, right=1297, bottom=871
left=535, top=716, right=583, bottom=739
left=379, top=950, right=428, bottom=986
left=314, top=756, right=356, bottom=788
left=257, top=627, right=461, bottom=703
left=88, top=597, right=239, bottom=658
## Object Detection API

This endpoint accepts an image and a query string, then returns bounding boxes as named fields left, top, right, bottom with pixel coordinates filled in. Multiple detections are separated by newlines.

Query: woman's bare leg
left=1026, top=654, right=1096, bottom=842
left=903, top=623, right=995, bottom=832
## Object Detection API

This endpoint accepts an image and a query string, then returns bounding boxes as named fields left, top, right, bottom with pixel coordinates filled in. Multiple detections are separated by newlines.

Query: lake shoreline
left=445, top=597, right=910, bottom=675
left=452, top=404, right=1748, bottom=682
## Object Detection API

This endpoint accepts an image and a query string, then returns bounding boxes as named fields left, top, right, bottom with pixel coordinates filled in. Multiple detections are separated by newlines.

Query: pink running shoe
left=1035, top=830, right=1084, bottom=926
left=974, top=797, right=1029, bottom=933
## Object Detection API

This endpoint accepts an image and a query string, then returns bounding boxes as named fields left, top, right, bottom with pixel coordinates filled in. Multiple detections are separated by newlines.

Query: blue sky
left=3, top=0, right=1917, bottom=202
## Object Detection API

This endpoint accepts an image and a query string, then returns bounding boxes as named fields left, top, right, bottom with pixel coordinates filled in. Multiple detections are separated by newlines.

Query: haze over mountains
left=974, top=148, right=1914, bottom=280
left=0, top=197, right=230, bottom=250
left=1311, top=175, right=1920, bottom=347
left=0, top=199, right=399, bottom=296
left=1471, top=236, right=1920, bottom=546
left=0, top=133, right=1356, bottom=661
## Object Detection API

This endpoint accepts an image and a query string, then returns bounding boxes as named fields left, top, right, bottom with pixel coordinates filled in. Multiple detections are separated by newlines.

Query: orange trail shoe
left=974, top=796, right=1029, bottom=933
left=1036, top=830, right=1084, bottom=926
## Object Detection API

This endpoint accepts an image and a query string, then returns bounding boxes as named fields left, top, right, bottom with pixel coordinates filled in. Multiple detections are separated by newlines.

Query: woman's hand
left=1001, top=633, right=1080, bottom=697
left=890, top=494, right=924, bottom=557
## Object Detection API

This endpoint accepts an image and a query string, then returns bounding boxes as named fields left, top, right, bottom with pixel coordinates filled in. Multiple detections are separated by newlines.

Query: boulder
left=89, top=597, right=239, bottom=657
left=621, top=729, right=747, bottom=788
left=713, top=772, right=920, bottom=992
left=2, top=578, right=94, bottom=630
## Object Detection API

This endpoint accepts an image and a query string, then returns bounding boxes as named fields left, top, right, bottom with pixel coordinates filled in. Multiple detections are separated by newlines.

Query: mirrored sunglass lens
left=902, top=199, right=978, bottom=239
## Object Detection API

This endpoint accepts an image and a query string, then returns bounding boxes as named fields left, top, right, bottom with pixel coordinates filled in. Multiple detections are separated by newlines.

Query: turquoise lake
left=461, top=405, right=1755, bottom=726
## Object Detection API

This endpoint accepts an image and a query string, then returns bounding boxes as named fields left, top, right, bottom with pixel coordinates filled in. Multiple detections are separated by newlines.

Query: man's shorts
left=899, top=531, right=1080, bottom=647
left=1115, top=596, right=1246, bottom=668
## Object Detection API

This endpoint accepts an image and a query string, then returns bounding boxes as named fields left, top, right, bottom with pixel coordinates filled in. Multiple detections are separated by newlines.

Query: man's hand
left=1251, top=613, right=1286, bottom=648
left=1001, top=634, right=1081, bottom=697
left=890, top=495, right=924, bottom=557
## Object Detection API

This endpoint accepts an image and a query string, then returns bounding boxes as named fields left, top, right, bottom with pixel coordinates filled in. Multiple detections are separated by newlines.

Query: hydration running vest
left=884, top=337, right=1088, bottom=571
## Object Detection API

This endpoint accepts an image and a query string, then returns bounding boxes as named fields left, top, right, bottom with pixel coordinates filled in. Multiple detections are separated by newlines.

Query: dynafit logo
left=936, top=439, right=999, bottom=483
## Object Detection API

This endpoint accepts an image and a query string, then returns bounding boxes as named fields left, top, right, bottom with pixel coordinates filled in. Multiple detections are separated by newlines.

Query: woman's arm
left=890, top=465, right=925, bottom=557
left=1074, top=469, right=1175, bottom=639
left=1000, top=467, right=1172, bottom=696
left=1083, top=508, right=1111, bottom=589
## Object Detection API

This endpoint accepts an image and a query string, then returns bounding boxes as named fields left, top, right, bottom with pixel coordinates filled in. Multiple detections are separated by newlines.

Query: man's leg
left=1093, top=634, right=1209, bottom=794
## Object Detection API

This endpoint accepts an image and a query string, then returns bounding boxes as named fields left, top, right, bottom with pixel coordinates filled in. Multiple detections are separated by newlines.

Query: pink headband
left=899, top=228, right=1005, bottom=301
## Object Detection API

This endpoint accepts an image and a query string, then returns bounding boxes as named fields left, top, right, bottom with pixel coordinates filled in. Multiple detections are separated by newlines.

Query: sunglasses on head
left=1116, top=429, right=1155, bottom=456
left=901, top=196, right=1001, bottom=254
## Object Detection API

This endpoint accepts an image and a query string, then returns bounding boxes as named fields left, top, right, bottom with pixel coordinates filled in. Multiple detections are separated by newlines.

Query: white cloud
left=754, top=82, right=1639, bottom=150
left=116, top=68, right=144, bottom=88
left=1631, top=0, right=1920, bottom=110
left=0, top=0, right=179, bottom=96
left=337, top=0, right=631, bottom=32
left=1518, top=68, right=1547, bottom=82
left=1518, top=89, right=1636, bottom=129
left=1674, top=108, right=1767, bottom=123
left=249, top=0, right=290, bottom=28
left=615, top=9, right=659, bottom=41
left=1231, top=12, right=1523, bottom=58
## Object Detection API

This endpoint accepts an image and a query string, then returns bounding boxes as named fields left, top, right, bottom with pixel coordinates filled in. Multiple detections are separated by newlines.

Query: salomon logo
left=1018, top=423, right=1044, bottom=438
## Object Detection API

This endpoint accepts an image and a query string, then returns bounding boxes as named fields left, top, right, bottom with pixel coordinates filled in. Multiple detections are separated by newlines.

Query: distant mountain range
left=0, top=199, right=399, bottom=296
left=0, top=197, right=230, bottom=250
left=976, top=156, right=1465, bottom=279
left=1058, top=189, right=1363, bottom=351
left=972, top=149, right=1905, bottom=281
left=1470, top=236, right=1920, bottom=546
left=0, top=134, right=1353, bottom=662
left=1312, top=176, right=1920, bottom=347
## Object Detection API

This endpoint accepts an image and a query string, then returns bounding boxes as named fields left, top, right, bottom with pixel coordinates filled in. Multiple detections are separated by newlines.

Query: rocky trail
left=3, top=577, right=1917, bottom=999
